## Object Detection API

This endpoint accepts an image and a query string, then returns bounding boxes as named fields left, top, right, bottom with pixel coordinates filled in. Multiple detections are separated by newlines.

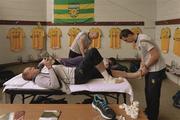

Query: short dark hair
left=120, top=29, right=134, bottom=39
left=108, top=57, right=117, bottom=65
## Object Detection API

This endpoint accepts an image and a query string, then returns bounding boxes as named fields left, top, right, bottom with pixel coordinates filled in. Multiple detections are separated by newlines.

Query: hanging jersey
left=16, top=27, right=25, bottom=51
left=89, top=27, right=102, bottom=48
left=48, top=27, right=62, bottom=49
left=109, top=28, right=121, bottom=48
left=31, top=27, right=45, bottom=50
left=160, top=27, right=171, bottom=53
left=131, top=27, right=142, bottom=34
left=7, top=27, right=25, bottom=52
left=173, top=28, right=180, bottom=56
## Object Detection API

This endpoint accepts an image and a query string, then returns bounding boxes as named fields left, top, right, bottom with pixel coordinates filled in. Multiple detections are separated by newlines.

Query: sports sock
left=101, top=70, right=124, bottom=84
left=101, top=70, right=112, bottom=81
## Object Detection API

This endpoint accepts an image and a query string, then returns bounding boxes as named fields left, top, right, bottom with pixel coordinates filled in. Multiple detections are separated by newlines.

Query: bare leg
left=96, top=61, right=112, bottom=81
left=95, top=61, right=106, bottom=72
left=111, top=70, right=141, bottom=79
left=95, top=62, right=124, bottom=83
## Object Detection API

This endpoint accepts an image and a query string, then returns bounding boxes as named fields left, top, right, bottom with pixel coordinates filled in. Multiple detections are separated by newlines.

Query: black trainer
left=92, top=95, right=116, bottom=120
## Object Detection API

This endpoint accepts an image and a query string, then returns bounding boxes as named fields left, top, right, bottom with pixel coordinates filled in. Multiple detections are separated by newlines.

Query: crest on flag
left=68, top=4, right=80, bottom=18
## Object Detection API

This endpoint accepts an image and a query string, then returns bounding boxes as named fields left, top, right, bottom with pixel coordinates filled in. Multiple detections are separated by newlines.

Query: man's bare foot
left=115, top=77, right=125, bottom=83
left=106, top=77, right=125, bottom=84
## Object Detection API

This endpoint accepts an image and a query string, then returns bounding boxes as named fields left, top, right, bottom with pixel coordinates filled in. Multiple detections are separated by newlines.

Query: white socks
left=101, top=70, right=125, bottom=84
left=101, top=70, right=118, bottom=83
left=101, top=70, right=112, bottom=81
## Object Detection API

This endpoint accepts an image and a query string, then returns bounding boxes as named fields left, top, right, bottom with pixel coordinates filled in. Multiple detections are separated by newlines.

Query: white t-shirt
left=53, top=65, right=75, bottom=84
left=136, top=34, right=166, bottom=72
left=70, top=31, right=91, bottom=54
left=35, top=65, right=75, bottom=93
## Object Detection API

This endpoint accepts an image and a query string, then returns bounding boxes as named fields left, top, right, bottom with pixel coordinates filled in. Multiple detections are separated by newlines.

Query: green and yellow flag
left=54, top=0, right=94, bottom=23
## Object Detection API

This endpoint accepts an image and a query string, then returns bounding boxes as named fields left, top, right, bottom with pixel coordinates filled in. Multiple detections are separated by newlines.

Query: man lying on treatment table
left=22, top=48, right=141, bottom=94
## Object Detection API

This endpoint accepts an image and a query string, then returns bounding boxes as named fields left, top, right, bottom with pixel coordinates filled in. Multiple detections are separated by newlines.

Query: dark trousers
left=60, top=56, right=83, bottom=67
left=145, top=68, right=166, bottom=120
left=74, top=48, right=111, bottom=84
left=69, top=49, right=82, bottom=58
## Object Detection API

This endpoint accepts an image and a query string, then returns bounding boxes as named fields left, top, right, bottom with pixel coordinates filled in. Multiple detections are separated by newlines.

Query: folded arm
left=35, top=59, right=60, bottom=89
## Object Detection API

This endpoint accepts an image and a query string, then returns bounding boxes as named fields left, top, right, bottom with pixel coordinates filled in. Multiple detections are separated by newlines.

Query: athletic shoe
left=92, top=95, right=116, bottom=119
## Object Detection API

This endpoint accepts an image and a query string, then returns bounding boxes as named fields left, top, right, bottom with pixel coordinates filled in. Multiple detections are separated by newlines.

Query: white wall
left=46, top=0, right=156, bottom=58
left=0, top=0, right=47, bottom=64
left=0, top=0, right=46, bottom=21
left=157, top=0, right=180, bottom=20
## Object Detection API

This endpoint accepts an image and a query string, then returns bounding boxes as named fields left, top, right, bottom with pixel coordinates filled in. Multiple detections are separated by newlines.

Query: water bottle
left=116, top=54, right=119, bottom=60
left=171, top=60, right=176, bottom=69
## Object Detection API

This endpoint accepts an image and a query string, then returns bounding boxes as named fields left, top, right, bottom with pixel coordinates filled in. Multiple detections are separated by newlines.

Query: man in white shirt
left=120, top=29, right=166, bottom=120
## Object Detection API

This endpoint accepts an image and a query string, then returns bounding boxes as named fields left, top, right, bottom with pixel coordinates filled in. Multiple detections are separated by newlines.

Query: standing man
left=69, top=31, right=99, bottom=58
left=120, top=29, right=166, bottom=120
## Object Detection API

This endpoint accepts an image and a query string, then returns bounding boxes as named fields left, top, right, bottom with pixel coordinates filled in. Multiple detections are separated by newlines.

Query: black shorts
left=73, top=48, right=111, bottom=84
left=75, top=68, right=112, bottom=84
